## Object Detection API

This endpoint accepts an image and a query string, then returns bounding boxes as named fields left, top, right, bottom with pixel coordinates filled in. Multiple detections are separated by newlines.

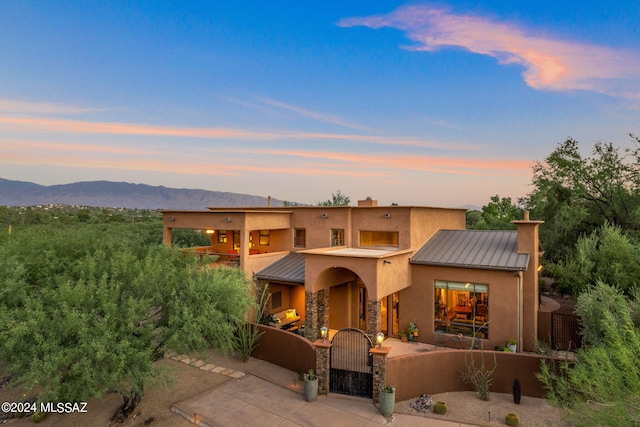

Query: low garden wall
left=250, top=325, right=316, bottom=376
left=386, top=350, right=550, bottom=402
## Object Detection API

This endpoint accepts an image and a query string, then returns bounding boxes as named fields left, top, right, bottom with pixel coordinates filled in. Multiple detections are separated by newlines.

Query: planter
left=400, top=335, right=408, bottom=342
left=379, top=388, right=395, bottom=416
left=303, top=375, right=318, bottom=402
left=408, top=334, right=413, bottom=342
left=507, top=344, right=517, bottom=352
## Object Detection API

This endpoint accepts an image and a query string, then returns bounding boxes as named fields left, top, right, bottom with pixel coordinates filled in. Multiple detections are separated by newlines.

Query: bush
left=505, top=413, right=519, bottom=426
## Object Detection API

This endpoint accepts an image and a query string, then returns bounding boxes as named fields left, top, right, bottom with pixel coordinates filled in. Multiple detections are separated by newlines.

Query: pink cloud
left=0, top=115, right=479, bottom=150
left=0, top=99, right=102, bottom=115
left=339, top=6, right=640, bottom=97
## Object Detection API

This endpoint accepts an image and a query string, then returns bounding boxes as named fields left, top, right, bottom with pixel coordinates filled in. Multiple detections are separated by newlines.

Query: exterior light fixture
left=168, top=217, right=175, bottom=221
left=225, top=217, right=232, bottom=222
left=376, top=332, right=384, bottom=349
left=320, top=326, right=328, bottom=342
left=205, top=229, right=215, bottom=234
left=384, top=213, right=391, bottom=218
left=321, top=213, right=328, bottom=219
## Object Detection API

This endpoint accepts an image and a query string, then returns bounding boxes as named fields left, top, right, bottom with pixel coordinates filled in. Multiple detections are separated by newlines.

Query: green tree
left=0, top=224, right=252, bottom=420
left=316, top=190, right=350, bottom=206
left=467, top=195, right=522, bottom=229
left=546, top=222, right=640, bottom=296
left=521, top=135, right=640, bottom=262
left=537, top=282, right=640, bottom=425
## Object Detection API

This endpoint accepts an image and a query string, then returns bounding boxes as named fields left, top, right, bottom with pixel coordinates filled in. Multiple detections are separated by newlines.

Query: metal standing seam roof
left=410, top=230, right=530, bottom=271
left=254, top=252, right=305, bottom=283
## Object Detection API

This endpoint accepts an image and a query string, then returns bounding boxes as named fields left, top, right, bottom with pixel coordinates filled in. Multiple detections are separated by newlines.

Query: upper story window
left=259, top=230, right=270, bottom=246
left=294, top=229, right=306, bottom=248
left=359, top=231, right=398, bottom=248
left=331, top=229, right=345, bottom=246
left=218, top=231, right=227, bottom=244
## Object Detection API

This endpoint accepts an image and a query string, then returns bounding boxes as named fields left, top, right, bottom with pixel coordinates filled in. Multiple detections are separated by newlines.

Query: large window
left=259, top=230, right=270, bottom=246
left=359, top=231, right=398, bottom=248
left=294, top=229, right=306, bottom=248
left=434, top=281, right=489, bottom=339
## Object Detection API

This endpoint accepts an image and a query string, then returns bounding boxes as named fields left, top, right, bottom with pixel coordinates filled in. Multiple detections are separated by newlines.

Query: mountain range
left=0, top=178, right=286, bottom=210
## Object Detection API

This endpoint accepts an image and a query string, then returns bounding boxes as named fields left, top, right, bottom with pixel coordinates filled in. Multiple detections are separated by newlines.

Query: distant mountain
left=0, top=178, right=286, bottom=210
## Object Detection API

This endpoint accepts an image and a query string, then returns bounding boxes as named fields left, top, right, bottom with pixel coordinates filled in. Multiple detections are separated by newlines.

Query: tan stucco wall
left=402, top=265, right=524, bottom=350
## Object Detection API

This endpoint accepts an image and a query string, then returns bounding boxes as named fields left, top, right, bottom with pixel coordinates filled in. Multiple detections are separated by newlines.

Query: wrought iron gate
left=551, top=313, right=582, bottom=351
left=330, top=328, right=373, bottom=398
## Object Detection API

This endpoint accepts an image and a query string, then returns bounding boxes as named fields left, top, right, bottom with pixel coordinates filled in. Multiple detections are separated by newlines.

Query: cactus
left=505, top=413, right=520, bottom=427
left=433, top=401, right=447, bottom=414
left=512, top=378, right=521, bottom=404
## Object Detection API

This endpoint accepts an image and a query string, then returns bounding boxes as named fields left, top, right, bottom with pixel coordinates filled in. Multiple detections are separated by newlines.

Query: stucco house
left=161, top=200, right=543, bottom=351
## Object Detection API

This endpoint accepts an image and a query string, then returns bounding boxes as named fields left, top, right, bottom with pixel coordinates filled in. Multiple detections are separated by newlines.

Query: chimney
left=358, top=199, right=378, bottom=207
left=267, top=196, right=271, bottom=207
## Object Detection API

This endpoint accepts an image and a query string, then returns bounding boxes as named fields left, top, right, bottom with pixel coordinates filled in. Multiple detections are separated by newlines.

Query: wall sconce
left=205, top=229, right=215, bottom=234
left=225, top=217, right=232, bottom=222
left=384, top=213, right=391, bottom=219
left=168, top=217, right=175, bottom=221
left=320, top=326, right=328, bottom=342
left=321, top=213, right=328, bottom=219
left=376, top=332, right=384, bottom=349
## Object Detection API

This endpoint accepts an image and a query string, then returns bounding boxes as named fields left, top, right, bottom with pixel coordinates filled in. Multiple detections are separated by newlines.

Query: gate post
left=370, top=346, right=391, bottom=403
left=314, top=339, right=332, bottom=396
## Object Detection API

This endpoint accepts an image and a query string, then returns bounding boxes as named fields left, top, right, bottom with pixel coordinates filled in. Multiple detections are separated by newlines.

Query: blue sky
left=1, top=1, right=639, bottom=207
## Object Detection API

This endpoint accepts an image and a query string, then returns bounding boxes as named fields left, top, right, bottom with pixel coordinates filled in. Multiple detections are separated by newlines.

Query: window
left=434, top=281, right=489, bottom=339
left=294, top=229, right=306, bottom=248
left=259, top=230, right=270, bottom=246
left=331, top=229, right=344, bottom=246
left=359, top=231, right=398, bottom=248
left=218, top=231, right=227, bottom=244
left=271, top=291, right=282, bottom=309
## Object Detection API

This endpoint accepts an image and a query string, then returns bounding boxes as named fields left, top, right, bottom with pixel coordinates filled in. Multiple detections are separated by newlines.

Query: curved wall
left=250, top=325, right=316, bottom=376
left=386, top=350, right=549, bottom=402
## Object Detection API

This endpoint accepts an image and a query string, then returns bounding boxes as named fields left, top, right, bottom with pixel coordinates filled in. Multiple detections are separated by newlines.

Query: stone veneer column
left=370, top=346, right=391, bottom=403
left=305, top=289, right=329, bottom=341
left=366, top=299, right=381, bottom=342
left=314, top=339, right=332, bottom=396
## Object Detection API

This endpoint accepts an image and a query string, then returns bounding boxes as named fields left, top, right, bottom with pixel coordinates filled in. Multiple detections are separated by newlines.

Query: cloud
left=0, top=115, right=479, bottom=150
left=339, top=5, right=640, bottom=98
left=0, top=99, right=102, bottom=115
left=253, top=96, right=376, bottom=132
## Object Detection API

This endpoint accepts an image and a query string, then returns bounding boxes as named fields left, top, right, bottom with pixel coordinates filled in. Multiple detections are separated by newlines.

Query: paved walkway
left=167, top=352, right=477, bottom=427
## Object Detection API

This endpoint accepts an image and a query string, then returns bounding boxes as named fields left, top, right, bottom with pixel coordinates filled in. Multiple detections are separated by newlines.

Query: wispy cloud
left=339, top=5, right=640, bottom=98
left=0, top=99, right=102, bottom=115
left=253, top=96, right=376, bottom=132
left=0, top=115, right=479, bottom=150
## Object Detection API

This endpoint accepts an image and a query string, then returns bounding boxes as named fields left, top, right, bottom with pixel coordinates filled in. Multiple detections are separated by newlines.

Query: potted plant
left=507, top=339, right=517, bottom=352
left=303, top=369, right=318, bottom=402
left=399, top=330, right=408, bottom=342
left=379, top=384, right=395, bottom=416
left=407, top=322, right=417, bottom=341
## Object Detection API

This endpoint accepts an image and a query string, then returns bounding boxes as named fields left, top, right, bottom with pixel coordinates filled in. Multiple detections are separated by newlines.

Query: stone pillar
left=305, top=289, right=329, bottom=341
left=366, top=299, right=381, bottom=342
left=314, top=340, right=332, bottom=396
left=370, top=346, right=391, bottom=403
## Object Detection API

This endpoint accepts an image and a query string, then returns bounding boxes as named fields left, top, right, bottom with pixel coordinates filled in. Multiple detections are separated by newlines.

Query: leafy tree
left=521, top=135, right=640, bottom=262
left=546, top=222, right=640, bottom=296
left=537, top=282, right=640, bottom=425
left=467, top=195, right=522, bottom=230
left=316, top=190, right=350, bottom=206
left=0, top=223, right=252, bottom=420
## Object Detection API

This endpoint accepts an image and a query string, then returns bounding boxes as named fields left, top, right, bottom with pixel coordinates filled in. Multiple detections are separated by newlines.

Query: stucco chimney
left=358, top=199, right=378, bottom=207
left=268, top=196, right=271, bottom=207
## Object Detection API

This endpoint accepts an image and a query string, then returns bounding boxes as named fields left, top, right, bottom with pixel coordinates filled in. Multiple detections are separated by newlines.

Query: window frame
left=294, top=228, right=306, bottom=248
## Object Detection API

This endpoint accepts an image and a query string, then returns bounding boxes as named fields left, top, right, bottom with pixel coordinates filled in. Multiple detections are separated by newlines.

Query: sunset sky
left=1, top=1, right=639, bottom=207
